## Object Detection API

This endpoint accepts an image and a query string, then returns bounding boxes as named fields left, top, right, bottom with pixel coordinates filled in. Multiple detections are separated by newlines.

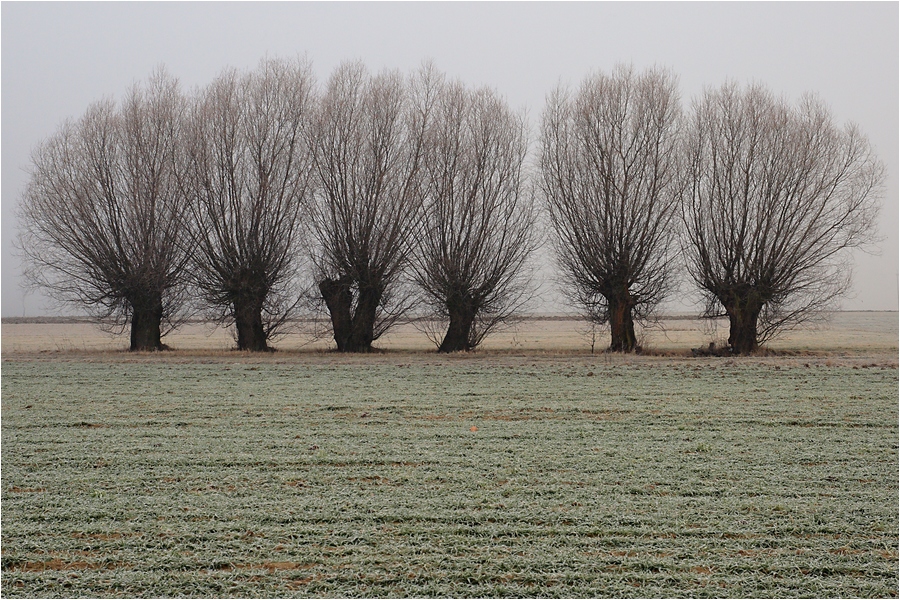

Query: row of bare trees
left=18, top=61, right=883, bottom=355
left=18, top=59, right=536, bottom=354
left=311, top=63, right=537, bottom=353
left=541, top=66, right=882, bottom=354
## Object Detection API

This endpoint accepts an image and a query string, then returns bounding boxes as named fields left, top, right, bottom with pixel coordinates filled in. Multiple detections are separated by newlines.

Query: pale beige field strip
left=1, top=312, right=896, bottom=357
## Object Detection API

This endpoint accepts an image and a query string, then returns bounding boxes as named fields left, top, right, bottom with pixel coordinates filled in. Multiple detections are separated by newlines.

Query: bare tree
left=540, top=65, right=682, bottom=352
left=413, top=72, right=536, bottom=352
left=180, top=58, right=316, bottom=351
left=311, top=61, right=430, bottom=352
left=17, top=69, right=190, bottom=351
left=682, top=83, right=883, bottom=354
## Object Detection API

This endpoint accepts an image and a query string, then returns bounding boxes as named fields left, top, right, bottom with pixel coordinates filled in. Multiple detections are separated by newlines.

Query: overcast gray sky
left=2, top=1, right=897, bottom=317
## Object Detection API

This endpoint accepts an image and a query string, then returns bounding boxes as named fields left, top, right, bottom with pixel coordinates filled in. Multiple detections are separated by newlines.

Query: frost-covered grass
left=2, top=358, right=897, bottom=597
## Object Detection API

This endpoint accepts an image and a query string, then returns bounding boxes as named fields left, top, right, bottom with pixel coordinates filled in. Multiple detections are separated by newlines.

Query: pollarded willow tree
left=413, top=71, right=537, bottom=352
left=179, top=58, right=317, bottom=352
left=540, top=65, right=682, bottom=352
left=311, top=61, right=430, bottom=352
left=17, top=69, right=191, bottom=351
left=682, top=83, right=883, bottom=354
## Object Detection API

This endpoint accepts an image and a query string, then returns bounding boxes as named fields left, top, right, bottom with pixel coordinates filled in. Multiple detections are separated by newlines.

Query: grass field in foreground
left=2, top=357, right=898, bottom=597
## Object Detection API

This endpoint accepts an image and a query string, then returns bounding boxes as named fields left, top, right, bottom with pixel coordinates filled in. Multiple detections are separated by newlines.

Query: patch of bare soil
left=213, top=562, right=316, bottom=573
left=6, top=559, right=131, bottom=572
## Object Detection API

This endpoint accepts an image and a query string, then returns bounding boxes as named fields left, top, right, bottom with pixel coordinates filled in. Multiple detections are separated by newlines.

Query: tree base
left=129, top=304, right=165, bottom=351
left=334, top=342, right=375, bottom=353
left=607, top=298, right=638, bottom=353
left=128, top=343, right=171, bottom=352
left=319, top=277, right=381, bottom=353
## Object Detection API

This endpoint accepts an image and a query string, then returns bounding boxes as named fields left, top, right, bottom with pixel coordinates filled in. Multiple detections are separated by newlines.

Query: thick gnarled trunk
left=438, top=299, right=477, bottom=353
left=345, top=286, right=379, bottom=353
left=607, top=296, right=637, bottom=352
left=319, top=278, right=379, bottom=352
left=320, top=277, right=353, bottom=351
left=129, top=297, right=165, bottom=351
left=233, top=296, right=270, bottom=352
left=724, top=297, right=762, bottom=355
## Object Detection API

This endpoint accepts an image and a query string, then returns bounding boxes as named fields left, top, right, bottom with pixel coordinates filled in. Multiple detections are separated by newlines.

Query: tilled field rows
left=2, top=360, right=897, bottom=597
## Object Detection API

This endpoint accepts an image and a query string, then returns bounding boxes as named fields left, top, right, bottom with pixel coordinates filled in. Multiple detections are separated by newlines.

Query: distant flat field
left=1, top=311, right=897, bottom=357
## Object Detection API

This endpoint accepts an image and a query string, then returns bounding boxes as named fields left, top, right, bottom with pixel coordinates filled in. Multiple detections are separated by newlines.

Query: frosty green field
left=2, top=355, right=898, bottom=597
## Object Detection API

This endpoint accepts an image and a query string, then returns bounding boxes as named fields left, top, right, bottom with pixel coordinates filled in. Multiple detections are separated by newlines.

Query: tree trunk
left=129, top=297, right=165, bottom=351
left=344, top=285, right=379, bottom=353
left=608, top=296, right=637, bottom=352
left=234, top=296, right=270, bottom=352
left=319, top=277, right=353, bottom=351
left=319, top=278, right=381, bottom=352
left=725, top=299, right=762, bottom=355
left=439, top=300, right=477, bottom=353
